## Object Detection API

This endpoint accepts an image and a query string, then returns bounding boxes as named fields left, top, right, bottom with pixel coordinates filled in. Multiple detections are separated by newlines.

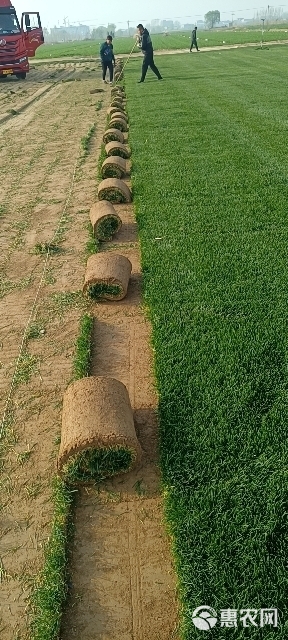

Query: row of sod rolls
left=57, top=70, right=140, bottom=485
left=98, top=87, right=132, bottom=203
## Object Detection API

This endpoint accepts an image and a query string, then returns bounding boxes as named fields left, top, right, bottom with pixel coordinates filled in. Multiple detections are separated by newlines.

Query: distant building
left=161, top=20, right=174, bottom=30
left=184, top=24, right=194, bottom=31
left=49, top=24, right=90, bottom=42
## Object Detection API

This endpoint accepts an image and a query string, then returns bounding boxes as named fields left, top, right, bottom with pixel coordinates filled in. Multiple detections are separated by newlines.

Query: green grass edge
left=29, top=477, right=76, bottom=640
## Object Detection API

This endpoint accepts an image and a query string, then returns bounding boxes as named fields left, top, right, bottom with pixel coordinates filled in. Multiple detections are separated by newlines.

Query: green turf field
left=36, top=27, right=288, bottom=59
left=125, top=46, right=288, bottom=638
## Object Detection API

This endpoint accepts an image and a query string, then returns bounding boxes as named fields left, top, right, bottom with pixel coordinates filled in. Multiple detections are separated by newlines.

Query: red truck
left=0, top=0, right=44, bottom=79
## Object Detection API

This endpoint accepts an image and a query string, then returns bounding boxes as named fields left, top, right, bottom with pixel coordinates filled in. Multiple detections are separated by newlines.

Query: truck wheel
left=16, top=73, right=27, bottom=80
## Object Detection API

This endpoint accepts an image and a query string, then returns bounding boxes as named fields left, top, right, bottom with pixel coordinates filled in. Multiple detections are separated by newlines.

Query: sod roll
left=109, top=117, right=128, bottom=133
left=111, top=90, right=125, bottom=100
left=103, top=128, right=124, bottom=144
left=102, top=156, right=127, bottom=179
left=110, top=102, right=125, bottom=113
left=90, top=200, right=122, bottom=241
left=111, top=84, right=125, bottom=94
left=105, top=141, right=131, bottom=159
left=57, top=376, right=141, bottom=482
left=110, top=110, right=128, bottom=122
left=107, top=106, right=126, bottom=120
left=98, top=178, right=132, bottom=203
left=83, top=252, right=132, bottom=300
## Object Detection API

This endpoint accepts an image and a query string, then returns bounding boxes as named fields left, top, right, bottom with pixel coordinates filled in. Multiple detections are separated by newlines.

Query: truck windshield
left=0, top=13, right=21, bottom=35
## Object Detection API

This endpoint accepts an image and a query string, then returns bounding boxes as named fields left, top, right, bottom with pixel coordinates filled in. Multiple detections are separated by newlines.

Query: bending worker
left=137, top=24, right=162, bottom=83
left=100, top=35, right=115, bottom=84
left=190, top=26, right=200, bottom=52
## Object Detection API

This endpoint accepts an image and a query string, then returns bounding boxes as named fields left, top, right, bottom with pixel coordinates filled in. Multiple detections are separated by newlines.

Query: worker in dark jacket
left=137, top=24, right=162, bottom=83
left=190, top=26, right=200, bottom=52
left=100, top=35, right=115, bottom=84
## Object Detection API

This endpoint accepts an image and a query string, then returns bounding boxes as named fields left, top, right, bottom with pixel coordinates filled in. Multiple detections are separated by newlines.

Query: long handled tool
left=114, top=39, right=139, bottom=85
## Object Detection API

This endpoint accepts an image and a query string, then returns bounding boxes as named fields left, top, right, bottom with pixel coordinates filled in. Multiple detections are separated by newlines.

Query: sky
left=13, top=0, right=287, bottom=29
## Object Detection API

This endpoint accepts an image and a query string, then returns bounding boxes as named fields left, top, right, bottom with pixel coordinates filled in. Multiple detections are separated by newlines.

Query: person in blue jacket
left=100, top=35, right=115, bottom=84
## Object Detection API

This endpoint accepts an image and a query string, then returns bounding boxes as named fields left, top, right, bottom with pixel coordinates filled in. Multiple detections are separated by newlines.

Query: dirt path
left=0, top=65, right=108, bottom=640
left=61, top=203, right=178, bottom=639
left=0, top=63, right=178, bottom=639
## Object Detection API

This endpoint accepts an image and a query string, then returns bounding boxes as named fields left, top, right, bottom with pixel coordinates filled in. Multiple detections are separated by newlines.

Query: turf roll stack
left=90, top=200, right=122, bottom=241
left=103, top=128, right=125, bottom=144
left=105, top=141, right=130, bottom=159
left=83, top=252, right=132, bottom=300
left=57, top=376, right=141, bottom=483
left=102, top=156, right=127, bottom=179
left=98, top=177, right=132, bottom=203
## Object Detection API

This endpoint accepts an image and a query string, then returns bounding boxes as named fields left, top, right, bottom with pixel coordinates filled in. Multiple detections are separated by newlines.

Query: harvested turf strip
left=83, top=252, right=132, bottom=300
left=90, top=201, right=122, bottom=241
left=58, top=377, right=141, bottom=480
left=125, top=48, right=288, bottom=638
left=110, top=110, right=128, bottom=122
left=102, top=156, right=127, bottom=179
left=98, top=178, right=131, bottom=203
left=109, top=118, right=128, bottom=133
left=103, top=128, right=125, bottom=144
left=105, top=141, right=130, bottom=159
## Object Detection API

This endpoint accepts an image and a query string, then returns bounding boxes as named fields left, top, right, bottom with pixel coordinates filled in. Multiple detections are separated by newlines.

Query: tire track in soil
left=0, top=73, right=109, bottom=640
left=60, top=188, right=179, bottom=634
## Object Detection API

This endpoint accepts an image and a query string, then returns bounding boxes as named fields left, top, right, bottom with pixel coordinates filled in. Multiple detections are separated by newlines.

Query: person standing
left=190, top=26, right=200, bottom=52
left=137, top=24, right=162, bottom=83
left=100, top=35, right=115, bottom=84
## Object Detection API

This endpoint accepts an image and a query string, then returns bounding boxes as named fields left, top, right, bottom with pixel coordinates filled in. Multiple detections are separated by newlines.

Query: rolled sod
left=102, top=156, right=127, bottom=179
left=105, top=141, right=131, bottom=159
left=111, top=84, right=125, bottom=93
left=83, top=252, right=132, bottom=300
left=57, top=376, right=141, bottom=483
left=109, top=117, right=128, bottom=133
left=111, top=90, right=125, bottom=100
left=107, top=106, right=127, bottom=120
left=90, top=200, right=122, bottom=241
left=98, top=177, right=132, bottom=203
left=110, top=109, right=128, bottom=122
left=110, top=100, right=125, bottom=112
left=103, top=128, right=124, bottom=145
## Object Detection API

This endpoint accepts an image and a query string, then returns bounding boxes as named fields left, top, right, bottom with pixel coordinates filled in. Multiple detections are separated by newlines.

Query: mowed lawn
left=36, top=27, right=288, bottom=59
left=125, top=47, right=288, bottom=638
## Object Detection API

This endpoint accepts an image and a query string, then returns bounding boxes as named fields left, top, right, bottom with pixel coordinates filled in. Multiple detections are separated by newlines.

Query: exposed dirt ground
left=0, top=62, right=178, bottom=639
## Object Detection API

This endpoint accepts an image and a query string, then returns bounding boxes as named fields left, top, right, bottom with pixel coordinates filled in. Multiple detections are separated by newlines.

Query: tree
left=107, top=23, right=116, bottom=37
left=204, top=10, right=220, bottom=28
left=91, top=26, right=107, bottom=40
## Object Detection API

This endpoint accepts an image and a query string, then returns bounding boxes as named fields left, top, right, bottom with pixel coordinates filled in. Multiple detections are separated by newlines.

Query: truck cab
left=0, top=0, right=44, bottom=79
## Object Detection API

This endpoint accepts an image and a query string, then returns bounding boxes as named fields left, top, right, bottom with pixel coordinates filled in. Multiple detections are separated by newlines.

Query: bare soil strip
left=61, top=204, right=179, bottom=640
left=0, top=69, right=108, bottom=640
left=0, top=67, right=178, bottom=639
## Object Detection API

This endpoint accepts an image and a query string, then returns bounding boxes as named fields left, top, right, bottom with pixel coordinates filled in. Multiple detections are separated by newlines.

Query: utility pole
left=127, top=20, right=130, bottom=36
left=231, top=12, right=235, bottom=26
